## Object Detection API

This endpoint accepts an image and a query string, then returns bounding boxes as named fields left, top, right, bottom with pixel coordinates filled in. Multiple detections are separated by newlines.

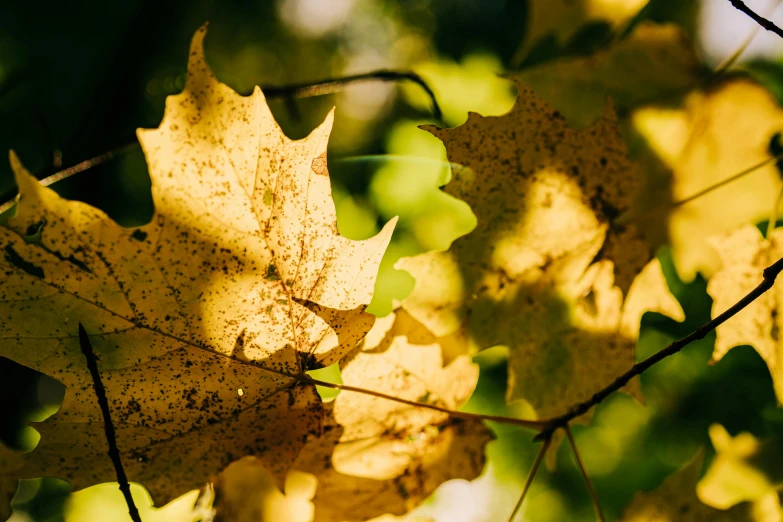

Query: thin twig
left=615, top=154, right=783, bottom=227
left=258, top=69, right=443, bottom=122
left=535, top=254, right=783, bottom=440
left=715, top=0, right=783, bottom=74
left=729, top=0, right=783, bottom=39
left=302, top=375, right=545, bottom=429
left=0, top=143, right=138, bottom=215
left=507, top=435, right=552, bottom=522
left=565, top=425, right=605, bottom=522
left=0, top=69, right=443, bottom=215
left=78, top=323, right=142, bottom=522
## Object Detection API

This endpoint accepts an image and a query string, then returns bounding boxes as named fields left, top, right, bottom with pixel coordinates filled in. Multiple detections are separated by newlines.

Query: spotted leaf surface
left=0, top=25, right=394, bottom=510
left=397, top=86, right=682, bottom=420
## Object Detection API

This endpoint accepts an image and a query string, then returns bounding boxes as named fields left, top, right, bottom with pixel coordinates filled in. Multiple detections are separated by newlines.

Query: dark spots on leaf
left=302, top=353, right=323, bottom=371
left=127, top=398, right=142, bottom=414
left=4, top=244, right=44, bottom=279
left=131, top=229, right=148, bottom=242
left=311, top=152, right=328, bottom=176
left=24, top=219, right=46, bottom=242
left=591, top=185, right=620, bottom=221
left=265, top=264, right=280, bottom=281
left=397, top=482, right=410, bottom=500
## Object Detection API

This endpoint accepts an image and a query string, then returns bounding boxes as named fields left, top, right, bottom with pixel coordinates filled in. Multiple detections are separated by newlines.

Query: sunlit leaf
left=0, top=25, right=395, bottom=510
left=290, top=309, right=491, bottom=522
left=697, top=424, right=783, bottom=512
left=397, top=85, right=682, bottom=420
left=632, top=79, right=783, bottom=281
left=621, top=451, right=780, bottom=522
left=707, top=225, right=783, bottom=402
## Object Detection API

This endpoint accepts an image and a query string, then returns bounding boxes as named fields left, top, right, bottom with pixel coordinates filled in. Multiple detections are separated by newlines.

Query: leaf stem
left=535, top=254, right=783, bottom=440
left=78, top=324, right=142, bottom=522
left=565, top=425, right=605, bottom=522
left=728, top=0, right=783, bottom=39
left=506, top=435, right=551, bottom=522
left=300, top=375, right=545, bottom=429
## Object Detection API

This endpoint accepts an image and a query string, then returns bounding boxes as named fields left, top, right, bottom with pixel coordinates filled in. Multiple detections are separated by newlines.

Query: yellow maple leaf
left=697, top=424, right=783, bottom=514
left=633, top=79, right=783, bottom=282
left=397, top=85, right=682, bottom=420
left=621, top=450, right=780, bottom=522
left=517, top=22, right=702, bottom=128
left=707, top=224, right=783, bottom=402
left=289, top=309, right=492, bottom=522
left=214, top=458, right=317, bottom=522
left=0, top=25, right=395, bottom=509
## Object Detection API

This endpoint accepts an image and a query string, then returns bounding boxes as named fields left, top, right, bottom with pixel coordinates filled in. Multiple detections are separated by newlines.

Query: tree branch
left=535, top=254, right=783, bottom=441
left=728, top=0, right=783, bottom=39
left=506, top=435, right=551, bottom=522
left=78, top=323, right=142, bottom=522
left=258, top=69, right=442, bottom=122
left=0, top=69, right=443, bottom=215
left=565, top=425, right=605, bottom=522
left=302, top=375, right=545, bottom=429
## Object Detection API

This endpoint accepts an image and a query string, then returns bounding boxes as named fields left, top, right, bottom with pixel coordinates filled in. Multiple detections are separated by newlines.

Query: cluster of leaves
left=5, top=3, right=783, bottom=521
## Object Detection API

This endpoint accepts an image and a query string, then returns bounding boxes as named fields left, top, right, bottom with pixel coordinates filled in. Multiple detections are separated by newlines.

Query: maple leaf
left=65, top=484, right=213, bottom=522
left=514, top=0, right=649, bottom=63
left=620, top=451, right=780, bottom=522
left=288, top=309, right=491, bottom=522
left=0, top=24, right=395, bottom=510
left=697, top=424, right=783, bottom=512
left=633, top=78, right=783, bottom=282
left=397, top=85, right=682, bottom=419
left=215, top=458, right=317, bottom=522
left=706, top=225, right=783, bottom=402
left=517, top=22, right=702, bottom=128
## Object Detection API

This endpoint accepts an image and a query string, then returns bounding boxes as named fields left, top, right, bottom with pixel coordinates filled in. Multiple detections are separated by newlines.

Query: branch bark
left=78, top=323, right=142, bottom=522
left=728, top=0, right=783, bottom=39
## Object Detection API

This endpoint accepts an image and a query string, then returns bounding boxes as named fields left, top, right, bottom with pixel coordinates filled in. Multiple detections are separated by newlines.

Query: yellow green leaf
left=517, top=22, right=702, bottom=128
left=697, top=425, right=783, bottom=512
left=0, top=24, right=394, bottom=509
left=621, top=451, right=780, bottom=522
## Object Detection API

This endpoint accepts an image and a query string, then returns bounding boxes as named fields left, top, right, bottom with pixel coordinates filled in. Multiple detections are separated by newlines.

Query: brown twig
left=506, top=435, right=552, bottom=522
left=0, top=143, right=139, bottom=215
left=535, top=254, right=783, bottom=441
left=615, top=154, right=783, bottom=227
left=728, top=0, right=783, bottom=39
left=258, top=69, right=442, bottom=122
left=78, top=324, right=142, bottom=522
left=565, top=425, right=605, bottom=522
left=302, top=375, right=545, bottom=429
left=0, top=69, right=443, bottom=215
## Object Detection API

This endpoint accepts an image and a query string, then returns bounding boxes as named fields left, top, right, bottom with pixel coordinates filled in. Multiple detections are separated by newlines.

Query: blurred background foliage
left=4, top=0, right=783, bottom=520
